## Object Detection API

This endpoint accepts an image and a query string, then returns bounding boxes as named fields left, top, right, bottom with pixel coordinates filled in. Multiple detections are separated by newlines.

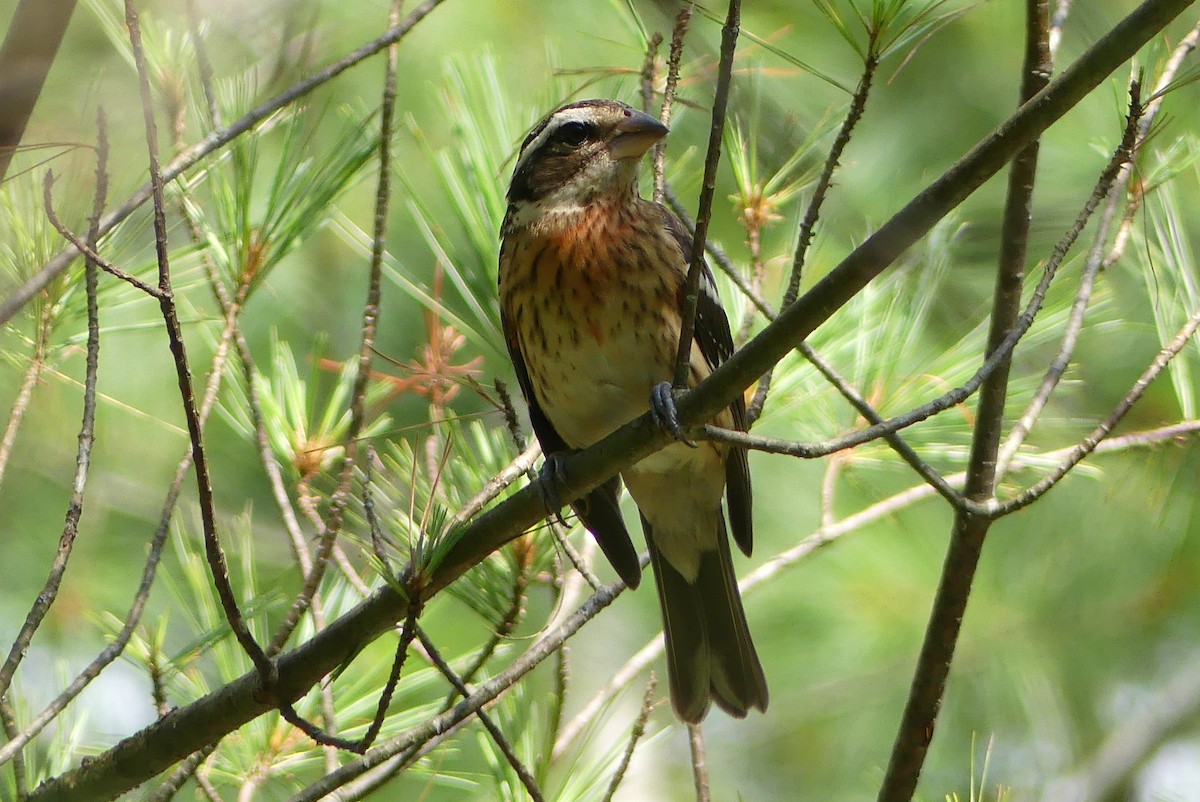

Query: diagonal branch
left=996, top=299, right=1200, bottom=515
left=672, top=0, right=740, bottom=388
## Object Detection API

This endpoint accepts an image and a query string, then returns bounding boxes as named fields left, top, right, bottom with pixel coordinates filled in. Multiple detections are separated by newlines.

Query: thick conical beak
left=610, top=109, right=669, bottom=160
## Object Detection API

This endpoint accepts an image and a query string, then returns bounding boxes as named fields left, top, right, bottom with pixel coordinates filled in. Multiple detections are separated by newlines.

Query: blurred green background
left=2, top=0, right=1200, bottom=800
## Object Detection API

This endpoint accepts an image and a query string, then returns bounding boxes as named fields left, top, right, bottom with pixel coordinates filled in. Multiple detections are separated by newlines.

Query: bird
left=497, top=98, right=768, bottom=723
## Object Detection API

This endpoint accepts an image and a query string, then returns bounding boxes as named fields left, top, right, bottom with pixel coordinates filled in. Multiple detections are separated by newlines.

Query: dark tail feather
left=644, top=515, right=768, bottom=723
left=574, top=477, right=641, bottom=589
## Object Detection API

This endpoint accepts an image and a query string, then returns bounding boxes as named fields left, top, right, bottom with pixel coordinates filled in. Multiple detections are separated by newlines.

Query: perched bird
left=498, top=98, right=768, bottom=723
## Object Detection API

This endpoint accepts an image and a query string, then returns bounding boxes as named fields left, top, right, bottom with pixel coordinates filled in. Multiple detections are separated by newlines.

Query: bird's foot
left=650, top=381, right=697, bottom=447
left=537, top=451, right=571, bottom=515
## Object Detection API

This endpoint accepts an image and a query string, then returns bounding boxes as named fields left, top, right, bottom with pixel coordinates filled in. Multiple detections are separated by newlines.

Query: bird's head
left=504, top=99, right=668, bottom=232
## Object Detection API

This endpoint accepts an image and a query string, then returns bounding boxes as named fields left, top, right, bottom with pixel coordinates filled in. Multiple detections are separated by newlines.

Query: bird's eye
left=554, top=121, right=593, bottom=148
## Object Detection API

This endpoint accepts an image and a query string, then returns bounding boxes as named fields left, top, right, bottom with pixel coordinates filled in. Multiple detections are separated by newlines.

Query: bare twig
left=0, top=696, right=27, bottom=799
left=549, top=520, right=603, bottom=591
left=284, top=576, right=635, bottom=802
left=417, top=628, right=546, bottom=802
left=554, top=470, right=968, bottom=760
left=268, top=0, right=403, bottom=656
left=0, top=268, right=249, bottom=767
left=749, top=46, right=878, bottom=419
left=355, top=602, right=421, bottom=752
left=997, top=19, right=1200, bottom=475
left=450, top=445, right=540, bottom=527
left=323, top=714, right=476, bottom=801
left=126, top=0, right=273, bottom=686
left=0, top=110, right=107, bottom=704
left=876, top=5, right=1056, bottom=796
left=144, top=745, right=219, bottom=802
left=666, top=183, right=954, bottom=502
left=42, top=177, right=165, bottom=299
left=672, top=0, right=740, bottom=389
left=183, top=0, right=221, bottom=128
left=998, top=300, right=1200, bottom=515
left=639, top=32, right=663, bottom=115
left=0, top=299, right=52, bottom=490
left=665, top=186, right=777, bottom=319
left=440, top=546, right=530, bottom=710
left=654, top=3, right=693, bottom=203
left=601, top=675, right=657, bottom=802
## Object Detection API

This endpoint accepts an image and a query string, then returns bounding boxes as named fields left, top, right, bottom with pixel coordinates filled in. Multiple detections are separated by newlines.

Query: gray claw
left=538, top=452, right=569, bottom=514
left=650, top=381, right=697, bottom=447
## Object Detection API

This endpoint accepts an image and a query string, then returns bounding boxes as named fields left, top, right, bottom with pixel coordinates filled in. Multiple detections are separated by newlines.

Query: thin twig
left=672, top=0, right=740, bottom=389
left=549, top=520, right=603, bottom=591
left=600, top=674, right=657, bottom=802
left=749, top=46, right=878, bottom=419
left=439, top=546, right=530, bottom=710
left=285, top=568, right=640, bottom=802
left=0, top=274, right=245, bottom=766
left=354, top=600, right=421, bottom=753
left=0, top=696, right=28, bottom=799
left=126, top=0, right=274, bottom=687
left=417, top=628, right=546, bottom=802
left=42, top=176, right=165, bottom=299
left=449, top=444, right=540, bottom=526
left=327, top=713, right=476, bottom=801
left=997, top=299, right=1200, bottom=515
left=997, top=20, right=1200, bottom=476
left=0, top=298, right=52, bottom=490
left=268, top=0, right=403, bottom=657
left=654, top=3, right=693, bottom=203
left=0, top=111, right=107, bottom=703
left=144, top=745, right=219, bottom=802
left=665, top=186, right=777, bottom=319
left=553, top=468, right=962, bottom=759
left=875, top=5, right=1056, bottom=796
left=183, top=0, right=221, bottom=129
left=700, top=89, right=1147, bottom=511
left=639, top=32, right=663, bottom=115
left=665, top=184, right=954, bottom=502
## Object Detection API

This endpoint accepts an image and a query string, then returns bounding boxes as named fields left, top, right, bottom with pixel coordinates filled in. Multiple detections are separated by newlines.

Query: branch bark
left=877, top=4, right=1054, bottom=794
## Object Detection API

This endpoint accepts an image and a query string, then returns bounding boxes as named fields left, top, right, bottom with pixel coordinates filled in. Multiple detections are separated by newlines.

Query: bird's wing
left=499, top=306, right=643, bottom=588
left=661, top=208, right=754, bottom=557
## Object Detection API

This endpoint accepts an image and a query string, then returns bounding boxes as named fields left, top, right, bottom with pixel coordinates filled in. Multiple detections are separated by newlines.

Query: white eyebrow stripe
left=514, top=107, right=600, bottom=176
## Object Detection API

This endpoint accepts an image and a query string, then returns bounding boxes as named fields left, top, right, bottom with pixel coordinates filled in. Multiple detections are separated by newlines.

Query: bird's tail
left=644, top=515, right=769, bottom=723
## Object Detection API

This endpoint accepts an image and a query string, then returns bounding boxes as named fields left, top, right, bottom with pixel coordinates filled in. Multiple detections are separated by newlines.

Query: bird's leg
left=537, top=451, right=573, bottom=516
left=650, top=381, right=698, bottom=447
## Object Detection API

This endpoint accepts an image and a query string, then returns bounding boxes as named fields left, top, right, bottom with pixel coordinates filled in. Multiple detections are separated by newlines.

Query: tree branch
left=877, top=4, right=1055, bottom=794
left=672, top=0, right=739, bottom=388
